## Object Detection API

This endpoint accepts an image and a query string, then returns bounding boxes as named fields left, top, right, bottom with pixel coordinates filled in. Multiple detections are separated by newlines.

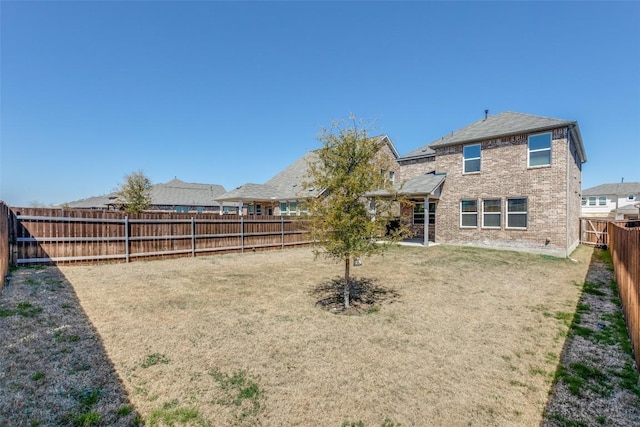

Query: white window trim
left=506, top=197, right=528, bottom=229
left=598, top=196, right=607, bottom=206
left=527, top=132, right=552, bottom=168
left=413, top=202, right=425, bottom=225
left=482, top=199, right=502, bottom=229
left=460, top=199, right=478, bottom=228
left=463, top=144, right=481, bottom=174
left=588, top=196, right=596, bottom=206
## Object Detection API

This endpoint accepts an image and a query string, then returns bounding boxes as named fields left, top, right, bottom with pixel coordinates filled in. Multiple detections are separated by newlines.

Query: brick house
left=397, top=111, right=586, bottom=256
left=218, top=112, right=586, bottom=256
left=217, top=135, right=401, bottom=216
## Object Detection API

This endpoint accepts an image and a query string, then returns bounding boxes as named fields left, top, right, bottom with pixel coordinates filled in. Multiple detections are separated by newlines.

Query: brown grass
left=49, top=244, right=593, bottom=426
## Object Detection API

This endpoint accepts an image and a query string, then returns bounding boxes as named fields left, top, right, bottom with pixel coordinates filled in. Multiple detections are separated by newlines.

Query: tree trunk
left=344, top=256, right=350, bottom=309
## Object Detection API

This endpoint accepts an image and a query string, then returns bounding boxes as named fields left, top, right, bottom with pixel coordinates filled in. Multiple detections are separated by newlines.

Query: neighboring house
left=581, top=182, right=640, bottom=220
left=216, top=135, right=401, bottom=216
left=397, top=111, right=586, bottom=256
left=66, top=179, right=237, bottom=213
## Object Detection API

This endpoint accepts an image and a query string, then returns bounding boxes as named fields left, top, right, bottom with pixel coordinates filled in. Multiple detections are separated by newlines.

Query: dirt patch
left=311, top=277, right=401, bottom=314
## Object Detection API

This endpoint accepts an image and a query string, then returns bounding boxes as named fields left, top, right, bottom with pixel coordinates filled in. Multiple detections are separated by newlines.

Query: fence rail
left=9, top=207, right=311, bottom=265
left=608, top=221, right=640, bottom=369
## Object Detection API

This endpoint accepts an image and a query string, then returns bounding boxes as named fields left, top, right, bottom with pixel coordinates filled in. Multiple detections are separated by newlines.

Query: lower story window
left=460, top=199, right=478, bottom=227
left=482, top=199, right=501, bottom=228
left=507, top=198, right=527, bottom=228
left=428, top=202, right=436, bottom=225
left=413, top=203, right=424, bottom=225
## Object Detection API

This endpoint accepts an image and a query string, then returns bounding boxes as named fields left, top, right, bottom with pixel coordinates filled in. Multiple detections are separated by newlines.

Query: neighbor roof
left=215, top=183, right=282, bottom=201
left=218, top=135, right=399, bottom=203
left=66, top=179, right=229, bottom=208
left=65, top=194, right=118, bottom=209
left=216, top=151, right=322, bottom=202
left=151, top=179, right=227, bottom=206
left=582, top=182, right=640, bottom=197
left=401, top=111, right=586, bottom=163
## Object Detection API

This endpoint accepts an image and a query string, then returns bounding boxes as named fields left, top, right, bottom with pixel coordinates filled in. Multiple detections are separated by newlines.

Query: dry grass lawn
left=53, top=244, right=593, bottom=426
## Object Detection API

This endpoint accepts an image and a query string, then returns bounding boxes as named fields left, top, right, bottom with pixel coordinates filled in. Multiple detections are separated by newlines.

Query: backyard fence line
left=0, top=202, right=10, bottom=293
left=9, top=207, right=312, bottom=265
left=608, top=221, right=640, bottom=369
left=579, top=217, right=634, bottom=247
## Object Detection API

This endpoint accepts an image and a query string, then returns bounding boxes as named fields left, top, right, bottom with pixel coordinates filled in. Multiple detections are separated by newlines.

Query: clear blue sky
left=1, top=1, right=639, bottom=207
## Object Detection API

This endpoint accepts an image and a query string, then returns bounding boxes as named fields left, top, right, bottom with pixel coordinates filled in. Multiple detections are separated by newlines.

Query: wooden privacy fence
left=10, top=207, right=312, bottom=265
left=0, top=202, right=10, bottom=292
left=608, top=221, right=640, bottom=368
left=580, top=218, right=610, bottom=246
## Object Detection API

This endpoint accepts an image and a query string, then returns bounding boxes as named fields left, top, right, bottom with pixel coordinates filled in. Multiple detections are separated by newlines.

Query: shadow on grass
left=541, top=248, right=640, bottom=426
left=310, top=277, right=401, bottom=314
left=0, top=265, right=140, bottom=426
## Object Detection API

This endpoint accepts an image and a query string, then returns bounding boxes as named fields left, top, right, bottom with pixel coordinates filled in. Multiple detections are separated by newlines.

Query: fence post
left=241, top=216, right=244, bottom=254
left=191, top=217, right=195, bottom=257
left=124, top=216, right=130, bottom=263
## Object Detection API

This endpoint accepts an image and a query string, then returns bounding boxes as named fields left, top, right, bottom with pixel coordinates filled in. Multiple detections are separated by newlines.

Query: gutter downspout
left=566, top=127, right=571, bottom=257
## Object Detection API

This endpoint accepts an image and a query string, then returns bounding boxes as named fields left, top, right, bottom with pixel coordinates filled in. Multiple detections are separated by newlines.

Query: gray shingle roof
left=400, top=111, right=586, bottom=163
left=66, top=194, right=118, bottom=209
left=66, top=179, right=228, bottom=208
left=215, top=183, right=282, bottom=201
left=217, top=152, right=322, bottom=202
left=397, top=172, right=446, bottom=196
left=263, top=151, right=321, bottom=199
left=367, top=172, right=446, bottom=197
left=582, top=182, right=640, bottom=197
left=399, top=145, right=436, bottom=161
left=151, top=179, right=226, bottom=206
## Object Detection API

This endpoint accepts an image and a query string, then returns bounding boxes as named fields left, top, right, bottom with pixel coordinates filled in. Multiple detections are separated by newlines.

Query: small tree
left=117, top=170, right=152, bottom=213
left=304, top=116, right=408, bottom=309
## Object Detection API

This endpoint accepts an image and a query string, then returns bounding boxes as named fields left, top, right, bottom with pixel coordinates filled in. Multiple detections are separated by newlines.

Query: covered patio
left=369, top=172, right=446, bottom=247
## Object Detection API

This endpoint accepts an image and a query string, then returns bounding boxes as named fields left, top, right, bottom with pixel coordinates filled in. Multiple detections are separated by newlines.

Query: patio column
left=424, top=196, right=429, bottom=247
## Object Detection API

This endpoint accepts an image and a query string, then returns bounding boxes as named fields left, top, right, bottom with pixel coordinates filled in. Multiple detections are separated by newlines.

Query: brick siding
left=413, top=126, right=582, bottom=256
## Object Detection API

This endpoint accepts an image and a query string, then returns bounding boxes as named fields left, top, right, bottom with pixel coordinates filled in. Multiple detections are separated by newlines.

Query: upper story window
left=528, top=133, right=552, bottom=167
left=463, top=144, right=481, bottom=173
left=583, top=196, right=607, bottom=207
left=389, top=171, right=395, bottom=183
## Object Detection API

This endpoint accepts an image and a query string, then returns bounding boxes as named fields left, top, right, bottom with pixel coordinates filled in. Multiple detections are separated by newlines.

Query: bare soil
left=1, top=244, right=634, bottom=426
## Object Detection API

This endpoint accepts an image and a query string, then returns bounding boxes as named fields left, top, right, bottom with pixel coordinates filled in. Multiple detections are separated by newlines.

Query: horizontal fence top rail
left=16, top=213, right=310, bottom=224
left=10, top=207, right=313, bottom=266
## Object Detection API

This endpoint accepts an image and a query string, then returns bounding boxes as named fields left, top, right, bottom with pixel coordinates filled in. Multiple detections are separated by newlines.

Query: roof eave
left=431, top=122, right=576, bottom=149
